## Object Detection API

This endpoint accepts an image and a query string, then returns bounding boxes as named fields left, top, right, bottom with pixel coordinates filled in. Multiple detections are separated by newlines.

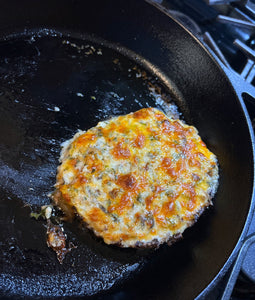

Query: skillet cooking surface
left=0, top=0, right=254, bottom=299
left=0, top=32, right=193, bottom=298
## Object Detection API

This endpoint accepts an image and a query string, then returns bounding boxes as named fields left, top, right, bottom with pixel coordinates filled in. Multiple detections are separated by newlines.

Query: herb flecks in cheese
left=53, top=108, right=219, bottom=248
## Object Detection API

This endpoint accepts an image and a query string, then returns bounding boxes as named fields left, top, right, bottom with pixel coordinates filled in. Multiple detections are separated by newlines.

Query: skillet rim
left=146, top=0, right=255, bottom=297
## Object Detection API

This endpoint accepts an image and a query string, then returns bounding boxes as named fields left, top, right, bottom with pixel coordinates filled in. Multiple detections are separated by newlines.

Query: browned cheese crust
left=52, top=108, right=219, bottom=248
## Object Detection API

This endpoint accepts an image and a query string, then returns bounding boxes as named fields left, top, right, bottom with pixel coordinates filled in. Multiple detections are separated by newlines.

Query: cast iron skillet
left=0, top=0, right=254, bottom=299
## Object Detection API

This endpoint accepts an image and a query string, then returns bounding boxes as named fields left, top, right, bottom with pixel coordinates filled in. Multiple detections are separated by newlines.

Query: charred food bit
left=46, top=220, right=76, bottom=264
left=52, top=107, right=219, bottom=248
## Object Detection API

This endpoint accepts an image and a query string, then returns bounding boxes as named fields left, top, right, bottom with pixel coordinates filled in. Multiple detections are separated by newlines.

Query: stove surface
left=152, top=0, right=255, bottom=298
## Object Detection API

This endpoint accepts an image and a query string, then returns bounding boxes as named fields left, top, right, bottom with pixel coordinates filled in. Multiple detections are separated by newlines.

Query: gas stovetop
left=152, top=0, right=255, bottom=299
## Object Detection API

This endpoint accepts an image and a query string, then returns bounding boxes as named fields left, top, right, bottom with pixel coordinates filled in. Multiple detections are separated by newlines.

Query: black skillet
left=0, top=0, right=255, bottom=299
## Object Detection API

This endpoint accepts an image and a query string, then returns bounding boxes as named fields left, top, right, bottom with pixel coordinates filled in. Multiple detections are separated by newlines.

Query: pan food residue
left=0, top=30, right=217, bottom=297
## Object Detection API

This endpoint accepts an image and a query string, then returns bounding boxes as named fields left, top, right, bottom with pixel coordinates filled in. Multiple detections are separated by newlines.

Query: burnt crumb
left=167, top=233, right=183, bottom=247
left=134, top=238, right=160, bottom=249
left=193, top=205, right=212, bottom=223
left=46, top=220, right=76, bottom=264
left=134, top=241, right=144, bottom=248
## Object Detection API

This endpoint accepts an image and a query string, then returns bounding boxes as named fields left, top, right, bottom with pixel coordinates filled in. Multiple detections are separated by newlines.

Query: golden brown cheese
left=53, top=107, right=219, bottom=248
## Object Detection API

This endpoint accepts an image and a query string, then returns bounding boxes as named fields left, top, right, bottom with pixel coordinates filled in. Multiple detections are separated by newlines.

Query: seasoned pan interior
left=0, top=31, right=190, bottom=298
left=0, top=27, right=253, bottom=300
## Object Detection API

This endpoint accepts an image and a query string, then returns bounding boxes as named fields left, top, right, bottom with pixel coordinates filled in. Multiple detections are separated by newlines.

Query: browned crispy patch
left=117, top=174, right=137, bottom=191
left=46, top=220, right=76, bottom=264
left=112, top=141, right=131, bottom=159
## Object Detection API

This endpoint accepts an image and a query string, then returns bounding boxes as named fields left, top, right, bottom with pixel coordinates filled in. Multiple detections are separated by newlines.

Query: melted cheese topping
left=53, top=108, right=219, bottom=247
